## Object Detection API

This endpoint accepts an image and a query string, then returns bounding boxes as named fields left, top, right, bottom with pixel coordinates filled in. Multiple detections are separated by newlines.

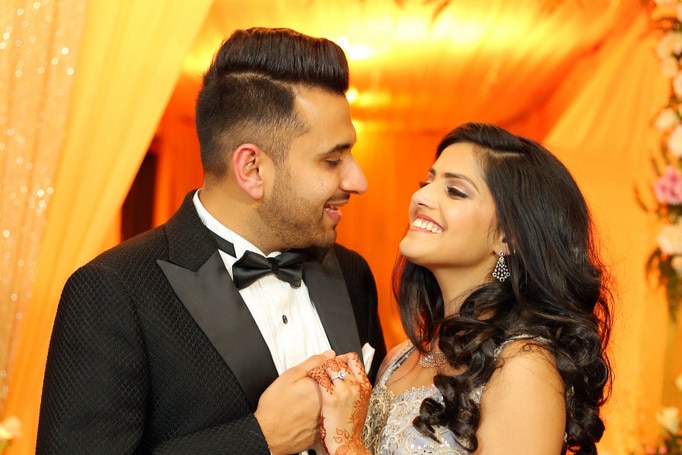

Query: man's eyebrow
left=324, top=142, right=354, bottom=154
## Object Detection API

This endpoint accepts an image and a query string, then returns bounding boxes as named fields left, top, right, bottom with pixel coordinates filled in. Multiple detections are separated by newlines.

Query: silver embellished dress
left=362, top=341, right=480, bottom=455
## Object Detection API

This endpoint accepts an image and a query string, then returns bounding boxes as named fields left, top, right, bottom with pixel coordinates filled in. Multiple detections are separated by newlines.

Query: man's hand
left=255, top=350, right=335, bottom=455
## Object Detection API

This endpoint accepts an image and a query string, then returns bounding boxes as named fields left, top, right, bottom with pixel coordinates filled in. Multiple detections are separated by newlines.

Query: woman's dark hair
left=394, top=122, right=613, bottom=454
left=195, top=27, right=350, bottom=178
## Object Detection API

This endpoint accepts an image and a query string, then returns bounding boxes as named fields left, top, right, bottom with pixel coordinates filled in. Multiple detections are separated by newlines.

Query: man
left=37, top=27, right=386, bottom=454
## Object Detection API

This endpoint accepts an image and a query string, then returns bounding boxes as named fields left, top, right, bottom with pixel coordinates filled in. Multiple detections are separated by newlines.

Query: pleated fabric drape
left=0, top=1, right=212, bottom=453
left=543, top=13, right=671, bottom=452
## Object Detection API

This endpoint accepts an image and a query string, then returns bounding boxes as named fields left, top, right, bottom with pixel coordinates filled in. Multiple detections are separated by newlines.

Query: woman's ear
left=494, top=230, right=509, bottom=255
left=232, top=144, right=264, bottom=200
left=497, top=243, right=509, bottom=256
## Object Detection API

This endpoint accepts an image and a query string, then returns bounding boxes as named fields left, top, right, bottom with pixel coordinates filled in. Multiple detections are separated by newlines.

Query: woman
left=308, top=122, right=613, bottom=455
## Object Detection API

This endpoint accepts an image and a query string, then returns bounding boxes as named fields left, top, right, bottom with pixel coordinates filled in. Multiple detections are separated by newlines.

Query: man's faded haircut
left=195, top=27, right=350, bottom=178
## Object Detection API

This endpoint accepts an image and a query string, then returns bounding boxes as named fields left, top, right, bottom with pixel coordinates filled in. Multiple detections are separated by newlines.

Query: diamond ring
left=330, top=370, right=347, bottom=381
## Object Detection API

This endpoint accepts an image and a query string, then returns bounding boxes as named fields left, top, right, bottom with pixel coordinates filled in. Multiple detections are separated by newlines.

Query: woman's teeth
left=412, top=218, right=443, bottom=233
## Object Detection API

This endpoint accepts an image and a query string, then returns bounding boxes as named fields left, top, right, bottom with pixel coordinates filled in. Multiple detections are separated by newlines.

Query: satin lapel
left=157, top=252, right=278, bottom=410
left=303, top=249, right=362, bottom=358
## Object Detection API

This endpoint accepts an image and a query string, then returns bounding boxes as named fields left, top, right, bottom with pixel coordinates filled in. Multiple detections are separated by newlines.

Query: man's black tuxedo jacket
left=37, top=192, right=386, bottom=454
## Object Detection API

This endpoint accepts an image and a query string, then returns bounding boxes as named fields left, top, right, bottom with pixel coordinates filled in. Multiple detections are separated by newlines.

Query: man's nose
left=341, top=159, right=368, bottom=194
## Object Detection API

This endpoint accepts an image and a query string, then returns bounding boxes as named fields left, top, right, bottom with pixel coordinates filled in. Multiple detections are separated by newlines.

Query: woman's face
left=400, top=142, right=505, bottom=295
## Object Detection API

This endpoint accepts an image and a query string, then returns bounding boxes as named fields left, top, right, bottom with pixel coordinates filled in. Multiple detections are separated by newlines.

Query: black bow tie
left=209, top=231, right=305, bottom=289
left=232, top=250, right=304, bottom=289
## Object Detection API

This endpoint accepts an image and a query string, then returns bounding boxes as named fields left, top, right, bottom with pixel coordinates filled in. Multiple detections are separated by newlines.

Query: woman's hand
left=307, top=352, right=372, bottom=455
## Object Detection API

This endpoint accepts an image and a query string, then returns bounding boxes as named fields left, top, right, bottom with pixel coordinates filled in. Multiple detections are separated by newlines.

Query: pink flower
left=654, top=165, right=682, bottom=205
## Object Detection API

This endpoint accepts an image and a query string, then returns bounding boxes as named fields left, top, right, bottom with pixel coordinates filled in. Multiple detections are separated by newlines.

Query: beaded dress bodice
left=362, top=342, right=480, bottom=455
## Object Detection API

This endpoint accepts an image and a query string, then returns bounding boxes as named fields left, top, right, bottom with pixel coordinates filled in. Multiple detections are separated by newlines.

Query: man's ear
left=232, top=144, right=264, bottom=200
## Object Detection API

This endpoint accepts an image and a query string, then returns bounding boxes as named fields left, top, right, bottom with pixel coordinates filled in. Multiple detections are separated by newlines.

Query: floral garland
left=644, top=0, right=682, bottom=322
left=637, top=3, right=682, bottom=454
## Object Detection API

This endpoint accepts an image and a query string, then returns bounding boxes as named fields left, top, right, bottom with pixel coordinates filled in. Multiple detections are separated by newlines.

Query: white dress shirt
left=192, top=190, right=332, bottom=374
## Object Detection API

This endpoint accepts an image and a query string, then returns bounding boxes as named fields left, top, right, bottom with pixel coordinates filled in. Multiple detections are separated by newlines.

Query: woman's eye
left=418, top=181, right=429, bottom=188
left=447, top=187, right=467, bottom=198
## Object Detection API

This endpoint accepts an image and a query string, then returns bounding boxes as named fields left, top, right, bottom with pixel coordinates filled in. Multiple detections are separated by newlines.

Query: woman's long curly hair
left=394, top=122, right=613, bottom=454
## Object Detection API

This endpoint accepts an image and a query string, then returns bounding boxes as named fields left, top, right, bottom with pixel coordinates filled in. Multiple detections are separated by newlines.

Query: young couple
left=309, top=122, right=613, bottom=455
left=37, top=25, right=611, bottom=455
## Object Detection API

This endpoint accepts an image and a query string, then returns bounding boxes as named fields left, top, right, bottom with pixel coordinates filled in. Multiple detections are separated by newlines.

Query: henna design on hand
left=308, top=366, right=334, bottom=394
left=322, top=354, right=372, bottom=455
left=320, top=415, right=330, bottom=455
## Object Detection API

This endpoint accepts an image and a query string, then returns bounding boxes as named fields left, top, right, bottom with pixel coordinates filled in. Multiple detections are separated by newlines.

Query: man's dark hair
left=195, top=27, right=350, bottom=178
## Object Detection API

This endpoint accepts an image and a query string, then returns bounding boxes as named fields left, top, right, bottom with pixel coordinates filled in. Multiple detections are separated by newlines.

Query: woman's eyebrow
left=439, top=170, right=480, bottom=191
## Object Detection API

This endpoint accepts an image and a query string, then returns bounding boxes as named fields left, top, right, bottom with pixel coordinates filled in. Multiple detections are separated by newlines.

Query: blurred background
left=1, top=0, right=680, bottom=453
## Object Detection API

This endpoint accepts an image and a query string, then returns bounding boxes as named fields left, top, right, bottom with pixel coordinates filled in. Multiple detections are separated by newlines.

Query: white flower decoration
left=669, top=124, right=682, bottom=157
left=662, top=56, right=680, bottom=78
left=673, top=71, right=682, bottom=97
left=656, top=107, right=679, bottom=132
left=671, top=255, right=682, bottom=272
left=0, top=416, right=21, bottom=441
left=656, top=406, right=680, bottom=434
left=657, top=0, right=681, bottom=10
left=658, top=222, right=682, bottom=255
left=658, top=31, right=682, bottom=59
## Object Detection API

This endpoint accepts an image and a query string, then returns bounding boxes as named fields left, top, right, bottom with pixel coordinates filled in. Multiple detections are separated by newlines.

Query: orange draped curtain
left=0, top=2, right=676, bottom=455
left=542, top=13, right=671, bottom=450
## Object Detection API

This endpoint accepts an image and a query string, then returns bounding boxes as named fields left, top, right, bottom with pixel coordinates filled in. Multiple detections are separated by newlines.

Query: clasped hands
left=254, top=350, right=371, bottom=455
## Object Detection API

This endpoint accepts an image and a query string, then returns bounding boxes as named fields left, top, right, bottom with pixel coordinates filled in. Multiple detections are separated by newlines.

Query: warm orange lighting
left=183, top=46, right=216, bottom=78
left=351, top=118, right=366, bottom=133
left=334, top=36, right=376, bottom=61
left=346, top=86, right=359, bottom=104
left=353, top=89, right=394, bottom=109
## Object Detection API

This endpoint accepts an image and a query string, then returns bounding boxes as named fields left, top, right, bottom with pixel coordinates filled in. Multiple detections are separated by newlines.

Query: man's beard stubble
left=256, top=175, right=338, bottom=250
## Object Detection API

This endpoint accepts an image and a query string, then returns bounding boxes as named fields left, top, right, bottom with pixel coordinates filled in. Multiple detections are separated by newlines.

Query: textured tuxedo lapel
left=159, top=192, right=278, bottom=410
left=157, top=254, right=278, bottom=410
left=303, top=249, right=362, bottom=359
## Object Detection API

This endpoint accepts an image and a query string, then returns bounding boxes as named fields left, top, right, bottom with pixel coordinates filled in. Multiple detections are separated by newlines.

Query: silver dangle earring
left=492, top=250, right=510, bottom=282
